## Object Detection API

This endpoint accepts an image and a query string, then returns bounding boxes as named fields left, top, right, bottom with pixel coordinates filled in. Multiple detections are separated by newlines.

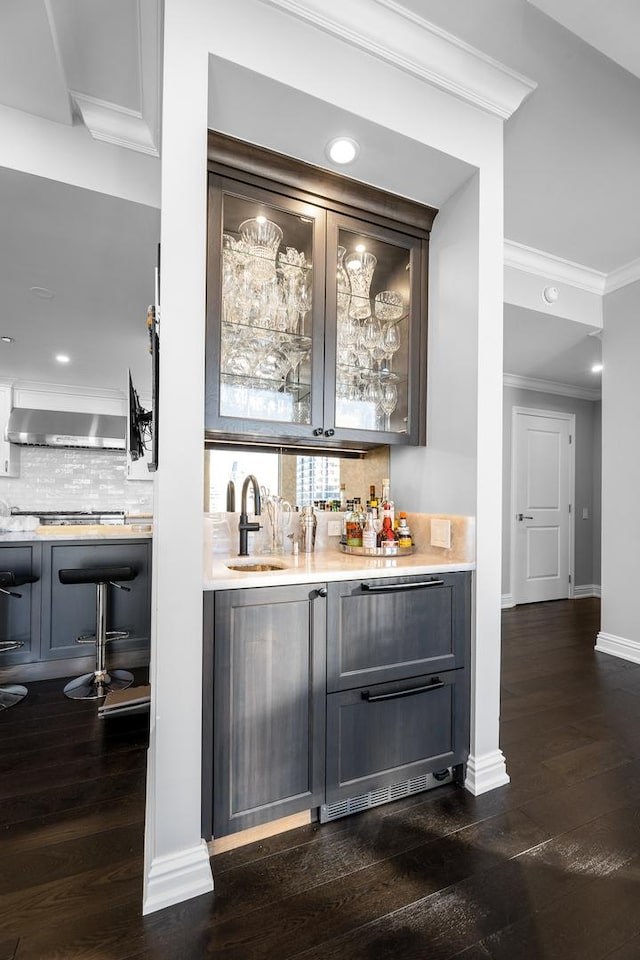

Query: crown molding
left=504, top=239, right=606, bottom=295
left=605, top=257, right=640, bottom=295
left=258, top=0, right=537, bottom=119
left=71, top=91, right=159, bottom=157
left=503, top=372, right=601, bottom=402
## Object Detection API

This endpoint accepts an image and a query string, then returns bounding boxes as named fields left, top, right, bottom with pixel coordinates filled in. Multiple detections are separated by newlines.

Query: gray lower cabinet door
left=40, top=540, right=152, bottom=660
left=325, top=669, right=469, bottom=804
left=0, top=543, right=42, bottom=664
left=211, top=582, right=326, bottom=839
left=327, top=572, right=471, bottom=692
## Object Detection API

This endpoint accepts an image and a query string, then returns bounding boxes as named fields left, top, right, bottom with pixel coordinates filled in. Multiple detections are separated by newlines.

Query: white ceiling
left=208, top=58, right=475, bottom=213
left=0, top=167, right=159, bottom=396
left=2, top=0, right=637, bottom=400
left=527, top=0, right=640, bottom=81
left=503, top=306, right=602, bottom=392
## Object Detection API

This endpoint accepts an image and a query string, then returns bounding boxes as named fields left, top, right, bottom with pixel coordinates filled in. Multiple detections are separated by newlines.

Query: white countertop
left=203, top=511, right=475, bottom=590
left=0, top=525, right=153, bottom=542
left=204, top=548, right=474, bottom=591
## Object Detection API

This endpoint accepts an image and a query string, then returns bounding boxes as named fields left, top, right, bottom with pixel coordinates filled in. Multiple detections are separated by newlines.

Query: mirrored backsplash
left=205, top=445, right=390, bottom=512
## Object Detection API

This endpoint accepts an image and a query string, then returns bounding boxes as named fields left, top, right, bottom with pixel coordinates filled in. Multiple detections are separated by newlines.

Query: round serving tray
left=339, top=543, right=415, bottom=558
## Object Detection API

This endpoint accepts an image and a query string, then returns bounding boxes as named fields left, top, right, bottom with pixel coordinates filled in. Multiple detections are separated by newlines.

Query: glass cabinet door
left=206, top=176, right=326, bottom=439
left=325, top=213, right=423, bottom=444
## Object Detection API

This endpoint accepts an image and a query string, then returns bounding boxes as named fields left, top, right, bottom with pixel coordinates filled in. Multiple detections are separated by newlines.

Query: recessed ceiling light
left=30, top=286, right=54, bottom=300
left=326, top=137, right=360, bottom=165
left=542, top=285, right=559, bottom=304
left=255, top=215, right=267, bottom=224
left=591, top=363, right=603, bottom=373
left=55, top=354, right=70, bottom=364
left=1, top=336, right=14, bottom=344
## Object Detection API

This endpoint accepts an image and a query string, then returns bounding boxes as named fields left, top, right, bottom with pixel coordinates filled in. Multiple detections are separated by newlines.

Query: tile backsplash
left=0, top=447, right=153, bottom=513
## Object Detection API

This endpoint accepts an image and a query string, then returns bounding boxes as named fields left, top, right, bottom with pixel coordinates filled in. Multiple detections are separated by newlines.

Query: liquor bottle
left=339, top=483, right=347, bottom=511
left=377, top=515, right=397, bottom=544
left=362, top=508, right=377, bottom=549
left=345, top=502, right=363, bottom=547
left=397, top=512, right=412, bottom=548
left=381, top=477, right=394, bottom=526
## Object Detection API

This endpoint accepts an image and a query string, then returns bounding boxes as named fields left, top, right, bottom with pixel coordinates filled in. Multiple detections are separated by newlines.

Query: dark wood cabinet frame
left=205, top=131, right=437, bottom=451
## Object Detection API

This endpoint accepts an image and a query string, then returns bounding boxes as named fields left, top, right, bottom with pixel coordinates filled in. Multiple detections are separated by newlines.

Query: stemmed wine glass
left=382, top=322, right=400, bottom=362
left=380, top=381, right=398, bottom=431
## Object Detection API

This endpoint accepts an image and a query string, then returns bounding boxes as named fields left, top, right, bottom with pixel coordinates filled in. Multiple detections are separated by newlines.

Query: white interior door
left=512, top=410, right=573, bottom=605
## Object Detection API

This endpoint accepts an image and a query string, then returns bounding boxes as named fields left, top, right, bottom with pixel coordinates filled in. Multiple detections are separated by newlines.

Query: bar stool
left=0, top=571, right=39, bottom=711
left=59, top=565, right=136, bottom=701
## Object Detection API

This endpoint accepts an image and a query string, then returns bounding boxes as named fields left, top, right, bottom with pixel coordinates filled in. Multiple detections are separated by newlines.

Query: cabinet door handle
left=315, top=586, right=327, bottom=598
left=324, top=428, right=335, bottom=437
left=360, top=579, right=445, bottom=593
left=312, top=427, right=324, bottom=437
left=362, top=679, right=445, bottom=702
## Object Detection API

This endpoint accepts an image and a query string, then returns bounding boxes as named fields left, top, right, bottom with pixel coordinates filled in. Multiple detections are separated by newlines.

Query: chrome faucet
left=238, top=475, right=261, bottom=556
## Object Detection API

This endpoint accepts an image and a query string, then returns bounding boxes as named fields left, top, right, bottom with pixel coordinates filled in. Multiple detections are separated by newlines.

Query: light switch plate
left=327, top=520, right=342, bottom=537
left=431, top=518, right=451, bottom=549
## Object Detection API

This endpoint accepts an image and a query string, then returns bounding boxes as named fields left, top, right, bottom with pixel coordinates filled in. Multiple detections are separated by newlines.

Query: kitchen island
left=0, top=527, right=152, bottom=682
left=202, top=513, right=474, bottom=847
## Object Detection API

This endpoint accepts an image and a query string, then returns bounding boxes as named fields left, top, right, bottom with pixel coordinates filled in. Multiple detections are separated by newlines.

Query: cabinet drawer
left=326, top=670, right=468, bottom=803
left=0, top=543, right=42, bottom=664
left=327, top=572, right=470, bottom=692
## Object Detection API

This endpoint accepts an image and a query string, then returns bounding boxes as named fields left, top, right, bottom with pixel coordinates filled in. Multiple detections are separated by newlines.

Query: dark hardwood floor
left=4, top=598, right=640, bottom=959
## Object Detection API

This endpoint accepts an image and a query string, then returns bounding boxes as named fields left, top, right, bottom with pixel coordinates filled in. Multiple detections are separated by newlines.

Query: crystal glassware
left=374, top=290, right=404, bottom=321
left=380, top=380, right=398, bottom=430
left=336, top=246, right=351, bottom=319
left=239, top=218, right=283, bottom=283
left=345, top=250, right=377, bottom=319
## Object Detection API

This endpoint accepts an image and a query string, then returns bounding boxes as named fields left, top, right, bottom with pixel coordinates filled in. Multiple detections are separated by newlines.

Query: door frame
left=509, top=406, right=576, bottom=605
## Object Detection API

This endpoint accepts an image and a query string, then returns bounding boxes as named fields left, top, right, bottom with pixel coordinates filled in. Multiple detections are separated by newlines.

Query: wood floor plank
left=7, top=598, right=640, bottom=960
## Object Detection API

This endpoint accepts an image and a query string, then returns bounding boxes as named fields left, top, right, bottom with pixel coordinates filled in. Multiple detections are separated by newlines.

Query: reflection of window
left=296, top=456, right=340, bottom=507
left=206, top=449, right=341, bottom=511
left=206, top=450, right=279, bottom=512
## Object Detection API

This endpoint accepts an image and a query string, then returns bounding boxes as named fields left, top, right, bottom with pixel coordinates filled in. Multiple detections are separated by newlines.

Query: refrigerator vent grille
left=319, top=769, right=452, bottom=823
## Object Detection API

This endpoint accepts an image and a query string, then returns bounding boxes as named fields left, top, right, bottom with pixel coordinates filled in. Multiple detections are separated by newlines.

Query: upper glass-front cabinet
left=326, top=213, right=422, bottom=441
left=205, top=134, right=436, bottom=449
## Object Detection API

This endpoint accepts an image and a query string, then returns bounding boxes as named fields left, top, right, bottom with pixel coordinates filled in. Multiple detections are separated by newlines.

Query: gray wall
left=601, top=280, right=640, bottom=642
left=502, top=385, right=601, bottom=597
left=392, top=173, right=478, bottom=515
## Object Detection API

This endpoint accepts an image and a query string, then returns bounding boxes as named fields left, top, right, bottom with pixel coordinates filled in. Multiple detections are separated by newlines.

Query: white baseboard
left=574, top=584, right=601, bottom=599
left=142, top=840, right=214, bottom=915
left=464, top=750, right=510, bottom=795
left=501, top=594, right=515, bottom=609
left=595, top=631, right=640, bottom=664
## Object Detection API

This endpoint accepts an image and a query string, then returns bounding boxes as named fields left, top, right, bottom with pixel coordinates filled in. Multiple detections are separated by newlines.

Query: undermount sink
left=225, top=561, right=286, bottom=572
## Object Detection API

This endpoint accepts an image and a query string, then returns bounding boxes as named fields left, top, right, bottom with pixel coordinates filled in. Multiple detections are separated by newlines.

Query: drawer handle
left=361, top=679, right=445, bottom=702
left=361, top=579, right=445, bottom=593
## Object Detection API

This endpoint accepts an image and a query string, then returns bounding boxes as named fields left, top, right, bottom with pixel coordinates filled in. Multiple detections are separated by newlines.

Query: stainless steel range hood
left=6, top=408, right=125, bottom=450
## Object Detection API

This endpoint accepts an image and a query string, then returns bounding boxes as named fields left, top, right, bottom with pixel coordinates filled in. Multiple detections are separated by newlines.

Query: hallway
left=3, top=599, right=640, bottom=958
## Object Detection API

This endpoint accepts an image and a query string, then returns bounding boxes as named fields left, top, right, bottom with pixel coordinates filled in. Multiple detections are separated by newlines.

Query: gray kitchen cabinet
left=203, top=570, right=471, bottom=839
left=203, top=582, right=326, bottom=840
left=0, top=542, right=42, bottom=663
left=325, top=571, right=471, bottom=806
left=327, top=572, right=470, bottom=692
left=40, top=539, right=152, bottom=661
left=325, top=669, right=468, bottom=804
left=205, top=132, right=435, bottom=451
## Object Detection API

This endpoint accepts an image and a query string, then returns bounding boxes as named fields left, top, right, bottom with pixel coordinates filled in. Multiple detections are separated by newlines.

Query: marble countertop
left=204, top=548, right=474, bottom=591
left=0, top=524, right=153, bottom=542
left=203, top=510, right=475, bottom=590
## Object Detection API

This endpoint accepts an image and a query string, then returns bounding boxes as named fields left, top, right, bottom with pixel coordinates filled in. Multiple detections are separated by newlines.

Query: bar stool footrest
left=0, top=684, right=28, bottom=711
left=64, top=669, right=134, bottom=701
left=0, top=640, right=24, bottom=653
left=75, top=630, right=130, bottom=645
